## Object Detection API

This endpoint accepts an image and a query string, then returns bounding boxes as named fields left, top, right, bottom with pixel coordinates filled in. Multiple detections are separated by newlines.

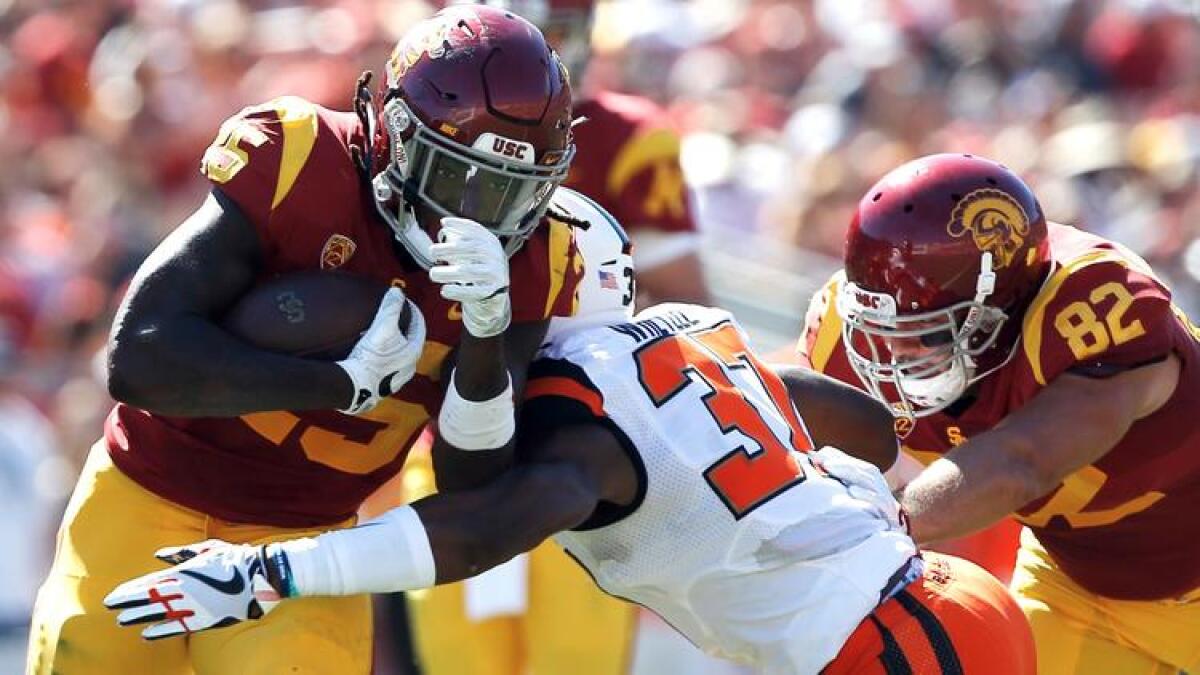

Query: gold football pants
left=1011, top=528, right=1200, bottom=675
left=27, top=445, right=372, bottom=675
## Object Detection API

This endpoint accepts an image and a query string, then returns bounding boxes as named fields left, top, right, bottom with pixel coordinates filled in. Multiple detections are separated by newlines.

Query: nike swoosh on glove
left=337, top=287, right=427, bottom=414
left=103, top=539, right=285, bottom=640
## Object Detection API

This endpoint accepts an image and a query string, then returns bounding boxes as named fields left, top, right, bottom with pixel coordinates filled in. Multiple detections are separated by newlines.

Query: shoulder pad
left=1020, top=249, right=1173, bottom=386
left=509, top=199, right=586, bottom=322
left=200, top=97, right=326, bottom=226
left=802, top=270, right=847, bottom=372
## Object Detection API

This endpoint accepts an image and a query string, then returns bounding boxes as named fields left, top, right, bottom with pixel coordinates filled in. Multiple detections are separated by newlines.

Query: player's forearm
left=899, top=454, right=1034, bottom=544
left=904, top=371, right=1155, bottom=544
left=452, top=333, right=511, bottom=401
left=107, top=315, right=352, bottom=416
left=418, top=462, right=597, bottom=582
left=432, top=316, right=549, bottom=489
left=269, top=462, right=597, bottom=596
left=773, top=364, right=899, bottom=471
left=431, top=334, right=516, bottom=490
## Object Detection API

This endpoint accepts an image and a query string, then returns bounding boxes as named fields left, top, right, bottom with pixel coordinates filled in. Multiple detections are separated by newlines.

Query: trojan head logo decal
left=320, top=234, right=357, bottom=270
left=946, top=189, right=1030, bottom=268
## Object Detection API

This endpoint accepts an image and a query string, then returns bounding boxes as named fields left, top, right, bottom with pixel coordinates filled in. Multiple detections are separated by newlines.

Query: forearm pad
left=269, top=506, right=436, bottom=597
left=437, top=370, right=515, bottom=451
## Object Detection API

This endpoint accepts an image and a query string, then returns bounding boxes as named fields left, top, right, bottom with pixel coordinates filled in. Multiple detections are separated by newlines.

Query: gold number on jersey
left=1095, top=282, right=1147, bottom=343
left=202, top=108, right=270, bottom=184
left=241, top=398, right=428, bottom=475
left=1054, top=303, right=1108, bottom=359
left=1053, top=282, right=1146, bottom=360
left=1018, top=464, right=1164, bottom=529
left=239, top=340, right=453, bottom=475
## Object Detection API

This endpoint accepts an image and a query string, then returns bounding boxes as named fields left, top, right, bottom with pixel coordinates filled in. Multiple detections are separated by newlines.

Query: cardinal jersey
left=801, top=223, right=1200, bottom=601
left=565, top=92, right=695, bottom=235
left=105, top=97, right=583, bottom=528
left=530, top=304, right=917, bottom=673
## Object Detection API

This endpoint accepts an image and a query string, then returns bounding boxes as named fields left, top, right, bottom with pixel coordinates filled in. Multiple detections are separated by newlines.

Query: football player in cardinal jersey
left=104, top=213, right=1034, bottom=675
left=27, top=7, right=587, bottom=675
left=798, top=153, right=1200, bottom=674
left=404, top=2, right=709, bottom=673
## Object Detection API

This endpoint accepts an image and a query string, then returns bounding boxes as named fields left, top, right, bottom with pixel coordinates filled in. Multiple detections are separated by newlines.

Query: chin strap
left=974, top=251, right=997, bottom=300
left=960, top=252, right=997, bottom=339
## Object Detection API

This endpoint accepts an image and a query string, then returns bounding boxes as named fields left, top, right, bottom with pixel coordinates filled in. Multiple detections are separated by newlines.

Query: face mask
left=897, top=355, right=974, bottom=409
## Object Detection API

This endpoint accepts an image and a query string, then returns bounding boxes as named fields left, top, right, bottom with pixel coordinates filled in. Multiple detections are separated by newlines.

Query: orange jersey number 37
left=635, top=322, right=814, bottom=518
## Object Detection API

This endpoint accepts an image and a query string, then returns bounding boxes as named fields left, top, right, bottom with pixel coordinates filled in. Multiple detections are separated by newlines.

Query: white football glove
left=429, top=217, right=511, bottom=338
left=811, top=446, right=907, bottom=533
left=103, top=539, right=286, bottom=640
left=337, top=287, right=427, bottom=415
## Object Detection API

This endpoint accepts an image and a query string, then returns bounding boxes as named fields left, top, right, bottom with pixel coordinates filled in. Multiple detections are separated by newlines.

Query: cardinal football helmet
left=837, top=153, right=1051, bottom=417
left=364, top=5, right=575, bottom=269
left=450, top=0, right=595, bottom=81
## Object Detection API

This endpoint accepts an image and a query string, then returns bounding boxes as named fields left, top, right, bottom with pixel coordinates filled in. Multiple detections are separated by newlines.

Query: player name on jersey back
left=607, top=308, right=699, bottom=343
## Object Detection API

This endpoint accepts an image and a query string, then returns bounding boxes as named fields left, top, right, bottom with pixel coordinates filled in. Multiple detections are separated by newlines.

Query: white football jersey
left=543, top=304, right=918, bottom=674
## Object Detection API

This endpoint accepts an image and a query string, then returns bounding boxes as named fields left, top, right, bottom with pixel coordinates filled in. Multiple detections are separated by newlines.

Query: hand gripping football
left=223, top=271, right=410, bottom=360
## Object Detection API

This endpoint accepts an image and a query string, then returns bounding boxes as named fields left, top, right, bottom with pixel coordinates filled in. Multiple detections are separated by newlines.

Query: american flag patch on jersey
left=598, top=270, right=619, bottom=290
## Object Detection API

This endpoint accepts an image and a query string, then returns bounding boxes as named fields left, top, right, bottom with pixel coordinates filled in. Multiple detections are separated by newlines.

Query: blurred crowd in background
left=1, top=0, right=1198, bottom=648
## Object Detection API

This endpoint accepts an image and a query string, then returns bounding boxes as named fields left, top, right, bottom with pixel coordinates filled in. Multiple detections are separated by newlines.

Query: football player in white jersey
left=104, top=196, right=1034, bottom=674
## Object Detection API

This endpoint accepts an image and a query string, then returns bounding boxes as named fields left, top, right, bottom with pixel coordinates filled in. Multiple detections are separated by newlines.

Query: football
left=222, top=270, right=401, bottom=360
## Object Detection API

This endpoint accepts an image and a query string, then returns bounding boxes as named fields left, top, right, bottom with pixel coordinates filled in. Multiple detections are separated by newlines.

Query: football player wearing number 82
left=27, top=6, right=588, bottom=675
left=797, top=153, right=1200, bottom=674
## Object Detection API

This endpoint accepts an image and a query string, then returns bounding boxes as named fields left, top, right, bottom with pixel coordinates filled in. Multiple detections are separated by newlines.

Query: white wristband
left=274, top=505, right=436, bottom=596
left=438, top=370, right=515, bottom=450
